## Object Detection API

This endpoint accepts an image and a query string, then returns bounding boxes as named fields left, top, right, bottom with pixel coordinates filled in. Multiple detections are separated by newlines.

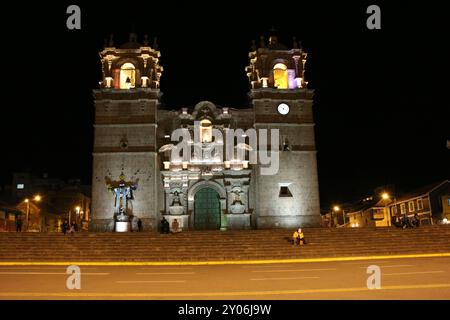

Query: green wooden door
left=194, top=188, right=221, bottom=230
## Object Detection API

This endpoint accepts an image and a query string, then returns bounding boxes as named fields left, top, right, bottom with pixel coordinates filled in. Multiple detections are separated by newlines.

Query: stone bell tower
left=90, top=33, right=163, bottom=231
left=246, top=34, right=321, bottom=227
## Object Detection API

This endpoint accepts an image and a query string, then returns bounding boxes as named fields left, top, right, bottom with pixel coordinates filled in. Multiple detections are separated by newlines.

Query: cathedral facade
left=90, top=34, right=321, bottom=232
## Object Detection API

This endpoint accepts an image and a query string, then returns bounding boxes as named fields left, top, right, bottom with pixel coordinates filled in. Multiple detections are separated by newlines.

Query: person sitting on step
left=292, top=228, right=306, bottom=246
left=160, top=217, right=170, bottom=234
left=171, top=219, right=181, bottom=233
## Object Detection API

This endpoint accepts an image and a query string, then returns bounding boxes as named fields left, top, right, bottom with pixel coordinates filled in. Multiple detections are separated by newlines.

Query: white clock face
left=277, top=103, right=290, bottom=115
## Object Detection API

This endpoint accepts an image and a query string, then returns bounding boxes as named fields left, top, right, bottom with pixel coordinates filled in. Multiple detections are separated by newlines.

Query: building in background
left=330, top=180, right=449, bottom=228
left=2, top=173, right=91, bottom=232
left=344, top=197, right=388, bottom=228
left=90, top=33, right=321, bottom=231
left=387, top=180, right=449, bottom=225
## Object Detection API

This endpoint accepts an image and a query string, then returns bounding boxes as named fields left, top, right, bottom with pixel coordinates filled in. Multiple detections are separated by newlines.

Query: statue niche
left=169, top=190, right=184, bottom=215
left=106, top=173, right=139, bottom=222
left=229, top=187, right=246, bottom=214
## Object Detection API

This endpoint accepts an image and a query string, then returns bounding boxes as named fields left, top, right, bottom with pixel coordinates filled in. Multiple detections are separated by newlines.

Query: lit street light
left=75, top=206, right=81, bottom=227
left=24, top=195, right=41, bottom=231
left=381, top=192, right=393, bottom=226
left=332, top=205, right=346, bottom=226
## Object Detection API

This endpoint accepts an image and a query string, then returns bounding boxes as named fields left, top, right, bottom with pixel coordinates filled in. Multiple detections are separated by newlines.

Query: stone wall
left=90, top=152, right=158, bottom=231
left=254, top=151, right=321, bottom=228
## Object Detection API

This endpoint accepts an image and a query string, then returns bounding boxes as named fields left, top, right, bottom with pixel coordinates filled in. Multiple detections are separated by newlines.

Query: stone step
left=1, top=226, right=449, bottom=261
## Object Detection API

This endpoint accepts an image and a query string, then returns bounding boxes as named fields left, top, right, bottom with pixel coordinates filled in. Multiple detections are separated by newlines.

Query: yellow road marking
left=1, top=283, right=450, bottom=298
left=0, top=252, right=450, bottom=266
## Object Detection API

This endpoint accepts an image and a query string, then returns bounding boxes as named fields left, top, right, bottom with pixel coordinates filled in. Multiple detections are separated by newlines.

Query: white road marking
left=139, top=267, right=193, bottom=270
left=136, top=272, right=195, bottom=275
left=251, top=268, right=336, bottom=273
left=341, top=261, right=392, bottom=265
left=251, top=276, right=320, bottom=281
left=0, top=272, right=109, bottom=275
left=0, top=267, right=99, bottom=270
left=242, top=265, right=288, bottom=269
left=384, top=271, right=445, bottom=276
left=116, top=280, right=187, bottom=284
left=358, top=265, right=414, bottom=268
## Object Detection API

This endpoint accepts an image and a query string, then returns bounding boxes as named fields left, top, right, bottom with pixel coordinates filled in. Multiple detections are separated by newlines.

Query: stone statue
left=230, top=187, right=245, bottom=214
left=116, top=207, right=129, bottom=222
left=231, top=188, right=243, bottom=204
left=113, top=182, right=135, bottom=213
left=171, top=190, right=181, bottom=206
left=106, top=173, right=138, bottom=221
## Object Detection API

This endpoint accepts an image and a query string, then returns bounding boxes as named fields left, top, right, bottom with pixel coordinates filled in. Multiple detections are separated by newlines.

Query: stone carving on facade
left=169, top=190, right=184, bottom=215
left=229, top=186, right=246, bottom=214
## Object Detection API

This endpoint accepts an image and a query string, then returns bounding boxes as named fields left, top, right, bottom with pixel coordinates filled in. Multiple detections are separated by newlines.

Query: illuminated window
left=16, top=184, right=24, bottom=190
left=273, top=63, right=288, bottom=89
left=400, top=203, right=406, bottom=214
left=417, top=198, right=423, bottom=210
left=391, top=206, right=397, bottom=215
left=408, top=201, right=415, bottom=212
left=120, top=63, right=136, bottom=89
left=200, top=119, right=212, bottom=143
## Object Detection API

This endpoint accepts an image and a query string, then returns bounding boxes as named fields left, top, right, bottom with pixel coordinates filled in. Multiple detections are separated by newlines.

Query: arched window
left=200, top=119, right=212, bottom=143
left=120, top=63, right=136, bottom=89
left=273, top=63, right=288, bottom=89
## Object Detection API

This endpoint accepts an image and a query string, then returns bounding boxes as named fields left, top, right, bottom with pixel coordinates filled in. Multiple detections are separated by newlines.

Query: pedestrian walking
left=69, top=222, right=76, bottom=235
left=62, top=220, right=69, bottom=235
left=15, top=217, right=22, bottom=232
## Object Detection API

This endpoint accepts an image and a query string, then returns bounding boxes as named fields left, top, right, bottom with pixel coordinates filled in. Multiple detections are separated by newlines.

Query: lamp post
left=24, top=195, right=41, bottom=231
left=381, top=192, right=391, bottom=226
left=332, top=206, right=339, bottom=227
left=75, top=206, right=81, bottom=227
left=24, top=199, right=29, bottom=231
left=333, top=205, right=346, bottom=227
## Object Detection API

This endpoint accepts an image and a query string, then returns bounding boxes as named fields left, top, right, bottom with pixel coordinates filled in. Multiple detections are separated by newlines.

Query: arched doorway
left=194, top=187, right=221, bottom=230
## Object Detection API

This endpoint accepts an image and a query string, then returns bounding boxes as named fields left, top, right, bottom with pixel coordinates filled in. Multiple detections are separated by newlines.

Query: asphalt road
left=0, top=256, right=449, bottom=299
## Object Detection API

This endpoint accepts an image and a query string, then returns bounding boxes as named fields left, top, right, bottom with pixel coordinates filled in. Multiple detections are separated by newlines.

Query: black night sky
left=2, top=1, right=449, bottom=208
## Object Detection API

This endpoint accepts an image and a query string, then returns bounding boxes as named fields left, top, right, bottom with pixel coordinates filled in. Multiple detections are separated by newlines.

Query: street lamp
left=24, top=199, right=29, bottom=230
left=75, top=206, right=81, bottom=226
left=333, top=205, right=346, bottom=226
left=24, top=195, right=41, bottom=231
left=381, top=192, right=391, bottom=226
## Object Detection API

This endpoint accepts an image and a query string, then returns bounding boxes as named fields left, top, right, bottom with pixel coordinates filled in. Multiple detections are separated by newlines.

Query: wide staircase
left=0, top=226, right=449, bottom=262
